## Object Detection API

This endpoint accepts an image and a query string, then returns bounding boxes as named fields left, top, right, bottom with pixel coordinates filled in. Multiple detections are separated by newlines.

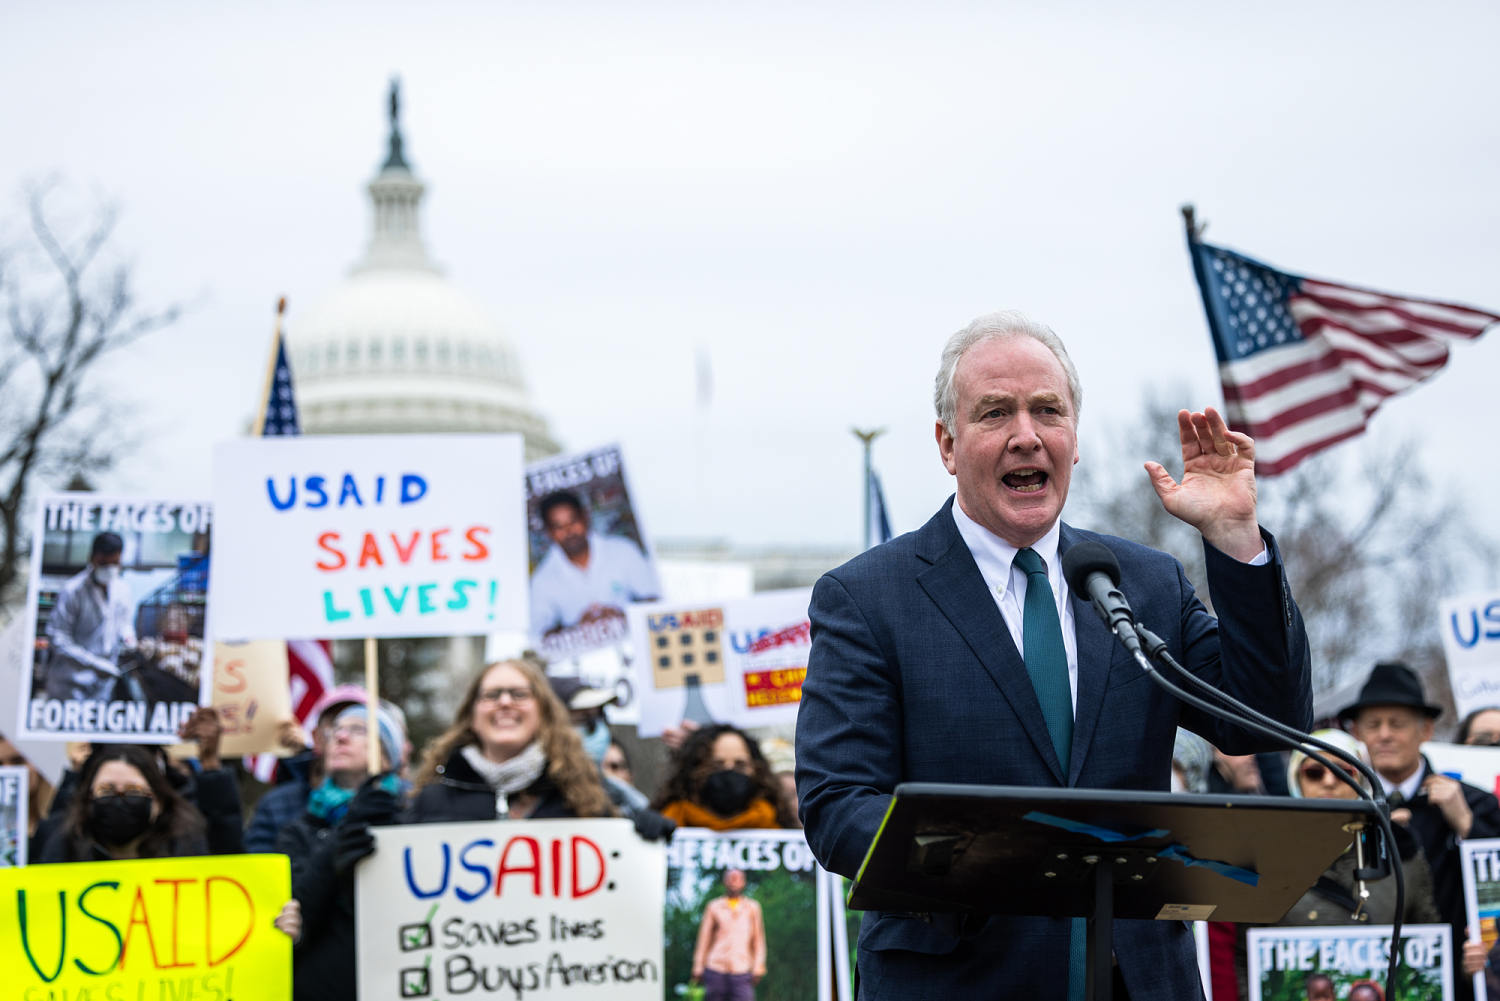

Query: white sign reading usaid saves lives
left=210, top=434, right=527, bottom=641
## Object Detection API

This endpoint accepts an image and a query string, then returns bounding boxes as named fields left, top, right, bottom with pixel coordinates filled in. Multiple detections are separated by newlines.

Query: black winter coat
left=277, top=786, right=401, bottom=1001
left=403, top=748, right=584, bottom=823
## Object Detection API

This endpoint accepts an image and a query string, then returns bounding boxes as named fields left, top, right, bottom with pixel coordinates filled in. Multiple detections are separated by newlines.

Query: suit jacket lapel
left=914, top=502, right=1067, bottom=783
left=1061, top=523, right=1123, bottom=784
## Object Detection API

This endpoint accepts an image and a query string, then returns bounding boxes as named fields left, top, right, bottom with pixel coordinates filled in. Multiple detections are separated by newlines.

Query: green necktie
left=1014, top=547, right=1084, bottom=1001
left=1014, top=547, right=1072, bottom=772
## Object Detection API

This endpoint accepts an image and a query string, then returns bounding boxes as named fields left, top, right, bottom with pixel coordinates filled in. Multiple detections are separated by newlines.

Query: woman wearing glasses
left=38, top=744, right=210, bottom=862
left=406, top=658, right=617, bottom=823
left=1277, top=729, right=1440, bottom=926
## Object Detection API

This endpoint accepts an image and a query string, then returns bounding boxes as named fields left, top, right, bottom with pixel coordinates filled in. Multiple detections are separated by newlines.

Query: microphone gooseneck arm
left=1062, top=542, right=1406, bottom=998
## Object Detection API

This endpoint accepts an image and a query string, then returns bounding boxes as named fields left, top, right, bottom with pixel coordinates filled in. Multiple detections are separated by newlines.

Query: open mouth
left=1003, top=469, right=1048, bottom=493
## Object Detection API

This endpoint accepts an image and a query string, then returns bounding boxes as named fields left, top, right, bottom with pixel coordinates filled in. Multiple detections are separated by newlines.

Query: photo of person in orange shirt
left=692, top=868, right=767, bottom=1001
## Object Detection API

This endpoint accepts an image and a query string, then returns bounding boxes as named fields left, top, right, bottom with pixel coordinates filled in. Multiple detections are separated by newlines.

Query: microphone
left=1061, top=541, right=1142, bottom=657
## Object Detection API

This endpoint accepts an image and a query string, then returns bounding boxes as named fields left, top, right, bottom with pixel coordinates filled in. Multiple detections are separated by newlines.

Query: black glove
left=333, top=821, right=376, bottom=875
left=631, top=807, right=676, bottom=843
left=345, top=775, right=399, bottom=827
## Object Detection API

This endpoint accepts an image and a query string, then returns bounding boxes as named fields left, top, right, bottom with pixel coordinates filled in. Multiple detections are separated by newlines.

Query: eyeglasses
left=477, top=687, right=534, bottom=706
left=330, top=723, right=368, bottom=740
left=1300, top=763, right=1358, bottom=783
left=93, top=785, right=152, bottom=799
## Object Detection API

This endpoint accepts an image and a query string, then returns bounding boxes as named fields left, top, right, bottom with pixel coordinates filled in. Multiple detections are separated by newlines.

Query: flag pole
left=250, top=297, right=288, bottom=437
left=364, top=637, right=381, bottom=775
left=851, top=427, right=885, bottom=549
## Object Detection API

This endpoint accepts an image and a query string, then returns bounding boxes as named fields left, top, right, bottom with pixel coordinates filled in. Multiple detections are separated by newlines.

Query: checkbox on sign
left=399, top=922, right=433, bottom=951
left=400, top=966, right=431, bottom=997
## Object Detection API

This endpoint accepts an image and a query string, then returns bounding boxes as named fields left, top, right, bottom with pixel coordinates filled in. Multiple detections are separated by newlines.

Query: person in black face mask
left=652, top=725, right=798, bottom=831
left=38, top=744, right=209, bottom=862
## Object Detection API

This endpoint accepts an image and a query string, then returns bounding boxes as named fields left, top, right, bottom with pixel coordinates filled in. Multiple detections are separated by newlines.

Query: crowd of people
left=1174, top=662, right=1500, bottom=1001
left=5, top=653, right=798, bottom=1001
left=9, top=652, right=1499, bottom=1001
left=6, top=310, right=1499, bottom=1001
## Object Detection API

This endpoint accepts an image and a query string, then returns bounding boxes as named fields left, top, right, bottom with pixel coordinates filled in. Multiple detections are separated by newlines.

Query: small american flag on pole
left=247, top=300, right=331, bottom=781
left=1185, top=213, right=1498, bottom=476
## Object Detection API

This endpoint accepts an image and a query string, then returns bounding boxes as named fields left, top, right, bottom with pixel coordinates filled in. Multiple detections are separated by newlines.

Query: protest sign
left=1440, top=590, right=1500, bottom=721
left=1420, top=742, right=1500, bottom=803
left=0, top=617, right=68, bottom=782
left=20, top=494, right=213, bottom=743
left=0, top=853, right=292, bottom=999
left=527, top=444, right=660, bottom=660
left=0, top=765, right=27, bottom=867
left=1246, top=924, right=1452, bottom=1001
left=665, top=827, right=829, bottom=1001
left=357, top=818, right=664, bottom=1000
left=1462, top=839, right=1500, bottom=1000
left=829, top=871, right=856, bottom=1001
left=628, top=589, right=812, bottom=737
left=211, top=434, right=528, bottom=640
left=167, top=640, right=293, bottom=760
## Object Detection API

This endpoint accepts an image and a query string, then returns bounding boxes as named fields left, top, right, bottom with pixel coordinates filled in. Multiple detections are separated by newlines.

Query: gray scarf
left=461, top=742, right=547, bottom=819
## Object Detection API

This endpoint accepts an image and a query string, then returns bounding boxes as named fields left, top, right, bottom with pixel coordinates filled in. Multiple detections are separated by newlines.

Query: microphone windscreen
left=1061, top=541, right=1121, bottom=593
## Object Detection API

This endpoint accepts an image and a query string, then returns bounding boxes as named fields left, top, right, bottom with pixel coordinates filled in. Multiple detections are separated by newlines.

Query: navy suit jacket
left=795, top=499, right=1312, bottom=1000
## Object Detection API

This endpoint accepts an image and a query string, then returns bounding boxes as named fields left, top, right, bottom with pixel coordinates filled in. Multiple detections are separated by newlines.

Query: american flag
left=866, top=468, right=893, bottom=549
left=247, top=303, right=332, bottom=782
left=259, top=328, right=301, bottom=436
left=1187, top=237, right=1499, bottom=476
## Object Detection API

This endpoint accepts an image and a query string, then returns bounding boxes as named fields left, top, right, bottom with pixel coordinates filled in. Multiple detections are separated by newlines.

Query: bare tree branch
left=0, top=180, right=182, bottom=608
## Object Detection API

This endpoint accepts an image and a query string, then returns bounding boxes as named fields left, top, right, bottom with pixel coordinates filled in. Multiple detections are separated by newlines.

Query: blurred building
left=279, top=83, right=850, bottom=755
left=289, top=83, right=558, bottom=461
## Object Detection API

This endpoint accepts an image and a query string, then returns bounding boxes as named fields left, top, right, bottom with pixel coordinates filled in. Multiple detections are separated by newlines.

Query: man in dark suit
left=1341, top=661, right=1500, bottom=1001
left=795, top=310, right=1312, bottom=1000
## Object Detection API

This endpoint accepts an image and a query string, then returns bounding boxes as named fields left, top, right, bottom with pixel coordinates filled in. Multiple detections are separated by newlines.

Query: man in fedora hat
left=1342, top=660, right=1500, bottom=1001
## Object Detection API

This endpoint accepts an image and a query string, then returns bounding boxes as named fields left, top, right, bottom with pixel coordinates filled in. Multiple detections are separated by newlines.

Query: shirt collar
left=950, top=500, right=1063, bottom=599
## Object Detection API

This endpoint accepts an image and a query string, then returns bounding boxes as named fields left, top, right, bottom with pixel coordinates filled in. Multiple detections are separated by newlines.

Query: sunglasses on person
left=1299, top=762, right=1359, bottom=783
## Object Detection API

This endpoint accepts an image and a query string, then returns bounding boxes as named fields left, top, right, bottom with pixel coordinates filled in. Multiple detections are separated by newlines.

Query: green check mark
left=400, top=903, right=440, bottom=951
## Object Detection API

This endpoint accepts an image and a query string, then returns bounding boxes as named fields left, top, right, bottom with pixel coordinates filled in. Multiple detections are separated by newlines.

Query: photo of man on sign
left=526, top=445, right=661, bottom=660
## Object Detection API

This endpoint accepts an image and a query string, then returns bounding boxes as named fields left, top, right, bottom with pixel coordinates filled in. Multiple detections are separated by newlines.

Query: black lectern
left=846, top=783, right=1380, bottom=1000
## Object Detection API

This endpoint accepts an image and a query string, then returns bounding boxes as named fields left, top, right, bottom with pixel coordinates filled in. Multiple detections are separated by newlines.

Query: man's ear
left=936, top=421, right=957, bottom=476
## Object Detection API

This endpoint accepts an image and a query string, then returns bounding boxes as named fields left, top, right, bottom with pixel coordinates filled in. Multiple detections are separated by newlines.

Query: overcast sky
left=3, top=0, right=1497, bottom=557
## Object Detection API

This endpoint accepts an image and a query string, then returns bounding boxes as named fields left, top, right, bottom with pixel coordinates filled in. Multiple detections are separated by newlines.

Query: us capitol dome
left=288, top=82, right=559, bottom=461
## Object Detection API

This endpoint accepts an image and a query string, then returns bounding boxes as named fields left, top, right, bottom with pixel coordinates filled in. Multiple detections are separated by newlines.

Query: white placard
left=1440, top=590, right=1500, bottom=721
left=210, top=434, right=527, bottom=640
left=1245, top=924, right=1452, bottom=1001
left=0, top=618, right=69, bottom=779
left=1461, top=839, right=1500, bottom=1001
left=0, top=765, right=28, bottom=867
left=627, top=588, right=812, bottom=737
left=525, top=444, right=661, bottom=660
left=1421, top=741, right=1500, bottom=804
left=356, top=818, right=664, bottom=1000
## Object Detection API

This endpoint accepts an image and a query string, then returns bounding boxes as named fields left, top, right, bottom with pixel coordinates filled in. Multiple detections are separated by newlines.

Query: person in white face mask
left=44, top=532, right=138, bottom=703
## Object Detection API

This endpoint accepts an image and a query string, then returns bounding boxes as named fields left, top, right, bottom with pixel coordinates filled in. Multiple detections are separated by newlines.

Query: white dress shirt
left=950, top=505, right=1079, bottom=713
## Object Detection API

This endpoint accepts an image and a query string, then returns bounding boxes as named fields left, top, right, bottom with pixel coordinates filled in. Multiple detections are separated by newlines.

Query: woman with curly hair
left=38, top=744, right=210, bottom=862
left=406, top=658, right=616, bottom=822
left=652, top=724, right=798, bottom=830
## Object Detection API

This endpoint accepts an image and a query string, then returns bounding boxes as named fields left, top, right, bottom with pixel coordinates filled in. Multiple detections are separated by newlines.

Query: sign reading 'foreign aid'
left=209, top=435, right=528, bottom=640
left=356, top=819, right=664, bottom=1000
